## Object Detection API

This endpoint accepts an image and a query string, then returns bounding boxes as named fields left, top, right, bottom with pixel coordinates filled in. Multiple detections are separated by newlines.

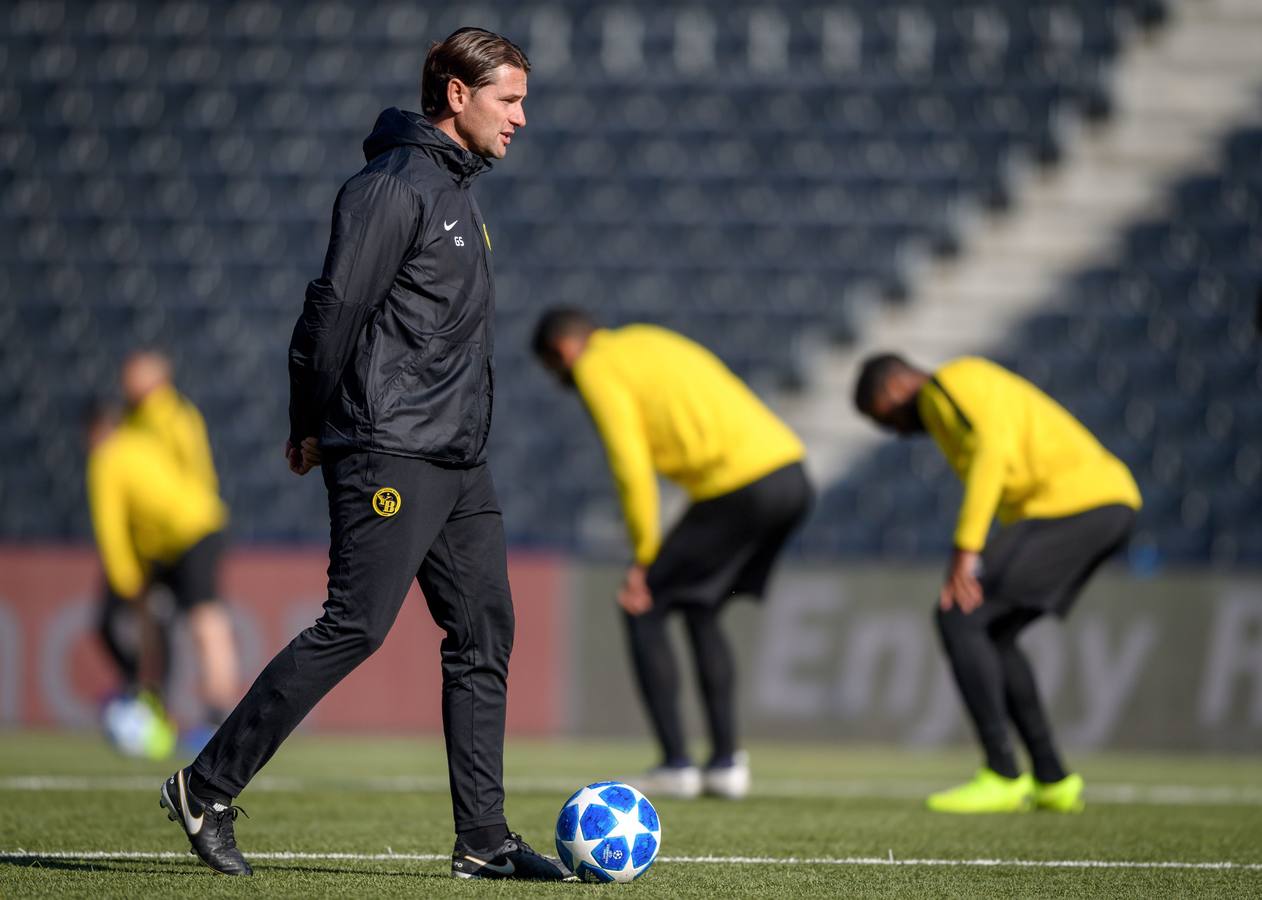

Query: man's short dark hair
left=531, top=307, right=595, bottom=359
left=421, top=27, right=531, bottom=118
left=853, top=353, right=914, bottom=414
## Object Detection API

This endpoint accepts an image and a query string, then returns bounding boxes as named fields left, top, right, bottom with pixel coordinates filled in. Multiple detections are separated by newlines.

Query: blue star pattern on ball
left=555, top=781, right=663, bottom=883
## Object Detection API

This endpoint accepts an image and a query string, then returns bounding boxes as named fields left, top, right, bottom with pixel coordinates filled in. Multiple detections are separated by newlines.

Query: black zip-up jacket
left=288, top=108, right=496, bottom=466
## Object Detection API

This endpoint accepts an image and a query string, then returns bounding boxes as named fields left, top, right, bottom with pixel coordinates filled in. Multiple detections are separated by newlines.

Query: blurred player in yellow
left=854, top=354, right=1141, bottom=814
left=122, top=351, right=220, bottom=498
left=86, top=352, right=240, bottom=752
left=533, top=308, right=813, bottom=799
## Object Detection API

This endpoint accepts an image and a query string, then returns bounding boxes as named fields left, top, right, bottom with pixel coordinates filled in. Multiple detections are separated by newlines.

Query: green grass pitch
left=2, top=731, right=1261, bottom=897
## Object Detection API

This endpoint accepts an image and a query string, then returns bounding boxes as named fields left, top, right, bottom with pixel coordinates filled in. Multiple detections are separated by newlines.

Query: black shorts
left=150, top=530, right=226, bottom=611
left=647, top=462, right=813, bottom=608
left=979, top=504, right=1136, bottom=617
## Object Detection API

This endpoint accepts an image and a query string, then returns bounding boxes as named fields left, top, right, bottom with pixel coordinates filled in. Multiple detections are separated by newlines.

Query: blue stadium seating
left=12, top=0, right=1247, bottom=572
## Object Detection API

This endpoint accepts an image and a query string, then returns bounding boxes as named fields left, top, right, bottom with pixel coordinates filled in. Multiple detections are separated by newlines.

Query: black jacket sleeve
left=288, top=171, right=420, bottom=445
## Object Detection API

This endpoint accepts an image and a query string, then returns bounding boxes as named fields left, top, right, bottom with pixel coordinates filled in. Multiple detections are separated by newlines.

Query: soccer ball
left=555, top=781, right=661, bottom=882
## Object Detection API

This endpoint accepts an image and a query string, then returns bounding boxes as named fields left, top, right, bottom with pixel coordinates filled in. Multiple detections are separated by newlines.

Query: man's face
left=866, top=375, right=925, bottom=436
left=540, top=348, right=576, bottom=389
left=453, top=64, right=527, bottom=160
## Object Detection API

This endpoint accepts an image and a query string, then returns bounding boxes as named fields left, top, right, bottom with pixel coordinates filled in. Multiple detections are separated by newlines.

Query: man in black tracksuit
left=158, top=28, right=573, bottom=882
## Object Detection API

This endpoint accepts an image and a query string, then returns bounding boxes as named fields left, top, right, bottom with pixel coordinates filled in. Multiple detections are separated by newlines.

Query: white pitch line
left=3, top=774, right=1262, bottom=807
left=1, top=850, right=1260, bottom=871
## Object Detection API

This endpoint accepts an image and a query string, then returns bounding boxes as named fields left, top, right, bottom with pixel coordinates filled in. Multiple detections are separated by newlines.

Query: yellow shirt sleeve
left=923, top=366, right=1011, bottom=552
left=575, top=356, right=661, bottom=565
left=87, top=449, right=146, bottom=599
left=954, top=428, right=1007, bottom=552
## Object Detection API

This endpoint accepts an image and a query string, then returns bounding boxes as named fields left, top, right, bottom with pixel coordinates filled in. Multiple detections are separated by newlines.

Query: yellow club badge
left=372, top=487, right=402, bottom=518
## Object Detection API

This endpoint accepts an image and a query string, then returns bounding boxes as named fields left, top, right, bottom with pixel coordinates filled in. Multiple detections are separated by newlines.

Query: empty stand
left=3, top=1, right=1204, bottom=561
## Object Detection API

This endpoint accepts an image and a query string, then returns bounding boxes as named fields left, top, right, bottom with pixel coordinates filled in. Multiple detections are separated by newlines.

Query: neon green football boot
left=138, top=691, right=178, bottom=761
left=1033, top=773, right=1085, bottom=813
left=926, top=769, right=1034, bottom=814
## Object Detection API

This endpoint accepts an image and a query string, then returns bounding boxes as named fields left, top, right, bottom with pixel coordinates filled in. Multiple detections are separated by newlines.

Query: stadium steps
left=780, top=0, right=1262, bottom=488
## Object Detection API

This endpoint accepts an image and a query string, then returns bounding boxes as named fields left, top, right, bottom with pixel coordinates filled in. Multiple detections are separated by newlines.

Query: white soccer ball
left=555, top=781, right=662, bottom=883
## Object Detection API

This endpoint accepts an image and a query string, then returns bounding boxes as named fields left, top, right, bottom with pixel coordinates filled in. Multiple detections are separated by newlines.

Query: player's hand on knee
left=618, top=564, right=653, bottom=616
left=941, top=549, right=984, bottom=613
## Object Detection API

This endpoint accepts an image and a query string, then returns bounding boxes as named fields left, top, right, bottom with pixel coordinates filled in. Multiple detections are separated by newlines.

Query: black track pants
left=192, top=451, right=514, bottom=832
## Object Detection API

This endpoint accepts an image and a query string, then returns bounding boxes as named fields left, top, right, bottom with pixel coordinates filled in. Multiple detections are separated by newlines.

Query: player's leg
left=928, top=520, right=1036, bottom=812
left=163, top=451, right=459, bottom=875
left=186, top=604, right=236, bottom=723
left=166, top=531, right=237, bottom=727
left=934, top=599, right=1023, bottom=778
left=992, top=504, right=1137, bottom=811
left=633, top=497, right=741, bottom=788
left=98, top=586, right=141, bottom=689
left=992, top=608, right=1068, bottom=785
left=417, top=465, right=514, bottom=847
left=930, top=601, right=1036, bottom=812
left=694, top=461, right=813, bottom=798
left=996, top=625, right=1089, bottom=813
left=681, top=603, right=737, bottom=762
left=623, top=603, right=695, bottom=776
left=417, top=464, right=572, bottom=881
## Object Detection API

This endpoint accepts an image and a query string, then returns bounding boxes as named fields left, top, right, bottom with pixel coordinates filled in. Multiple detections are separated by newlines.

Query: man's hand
left=618, top=564, right=654, bottom=616
left=284, top=438, right=320, bottom=476
left=940, top=548, right=984, bottom=613
left=300, top=436, right=322, bottom=470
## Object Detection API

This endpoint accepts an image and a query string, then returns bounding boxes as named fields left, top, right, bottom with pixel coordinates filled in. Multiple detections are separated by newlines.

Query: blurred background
left=1, top=0, right=1259, bottom=754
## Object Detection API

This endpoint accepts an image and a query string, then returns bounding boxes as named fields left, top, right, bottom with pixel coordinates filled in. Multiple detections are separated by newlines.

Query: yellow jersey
left=125, top=384, right=221, bottom=498
left=918, top=357, right=1142, bottom=552
left=87, top=427, right=228, bottom=599
left=573, top=326, right=805, bottom=564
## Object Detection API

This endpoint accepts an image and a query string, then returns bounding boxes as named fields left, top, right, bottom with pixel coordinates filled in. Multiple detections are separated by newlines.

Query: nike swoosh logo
left=443, top=219, right=458, bottom=231
left=466, top=855, right=514, bottom=876
left=178, top=773, right=203, bottom=836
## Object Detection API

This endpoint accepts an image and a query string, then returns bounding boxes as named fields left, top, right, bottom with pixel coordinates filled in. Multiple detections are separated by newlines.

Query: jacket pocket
left=375, top=338, right=483, bottom=456
left=368, top=331, right=424, bottom=409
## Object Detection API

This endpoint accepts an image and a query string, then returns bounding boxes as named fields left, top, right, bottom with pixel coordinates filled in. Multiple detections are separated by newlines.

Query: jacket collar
left=362, top=107, right=490, bottom=187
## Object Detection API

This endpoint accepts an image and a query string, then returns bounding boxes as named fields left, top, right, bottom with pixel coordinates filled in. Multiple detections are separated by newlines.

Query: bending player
left=86, top=403, right=234, bottom=756
left=120, top=351, right=240, bottom=733
left=533, top=308, right=813, bottom=799
left=854, top=354, right=1141, bottom=813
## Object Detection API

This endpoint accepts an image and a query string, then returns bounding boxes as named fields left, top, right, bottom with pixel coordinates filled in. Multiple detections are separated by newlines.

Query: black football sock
left=459, top=824, right=510, bottom=852
left=188, top=769, right=232, bottom=807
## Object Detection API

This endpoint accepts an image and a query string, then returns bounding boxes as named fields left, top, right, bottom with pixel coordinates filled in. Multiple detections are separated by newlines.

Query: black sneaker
left=159, top=768, right=253, bottom=876
left=451, top=832, right=577, bottom=881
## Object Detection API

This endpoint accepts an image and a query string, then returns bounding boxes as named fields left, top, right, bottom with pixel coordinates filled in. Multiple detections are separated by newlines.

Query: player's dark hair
left=421, top=27, right=531, bottom=118
left=853, top=353, right=914, bottom=414
left=531, top=307, right=596, bottom=359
